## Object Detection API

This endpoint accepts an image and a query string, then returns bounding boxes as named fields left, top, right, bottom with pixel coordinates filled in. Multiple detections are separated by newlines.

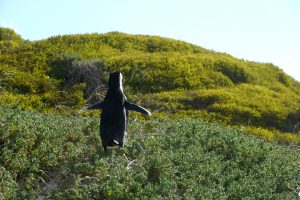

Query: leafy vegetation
left=2, top=27, right=299, bottom=144
left=0, top=106, right=299, bottom=199
left=141, top=84, right=300, bottom=144
left=1, top=27, right=300, bottom=199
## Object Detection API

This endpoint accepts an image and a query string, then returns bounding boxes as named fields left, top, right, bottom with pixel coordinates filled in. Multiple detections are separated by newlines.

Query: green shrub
left=0, top=28, right=300, bottom=146
left=48, top=53, right=82, bottom=80
left=1, top=107, right=299, bottom=199
left=214, top=59, right=251, bottom=83
left=0, top=27, right=23, bottom=42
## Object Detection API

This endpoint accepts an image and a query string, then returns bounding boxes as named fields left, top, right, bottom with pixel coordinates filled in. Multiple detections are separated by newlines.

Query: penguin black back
left=101, top=72, right=127, bottom=150
left=79, top=71, right=151, bottom=151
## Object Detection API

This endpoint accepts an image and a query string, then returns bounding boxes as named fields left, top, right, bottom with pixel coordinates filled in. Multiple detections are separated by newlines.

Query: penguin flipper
left=124, top=101, right=151, bottom=115
left=78, top=102, right=104, bottom=113
left=87, top=102, right=104, bottom=110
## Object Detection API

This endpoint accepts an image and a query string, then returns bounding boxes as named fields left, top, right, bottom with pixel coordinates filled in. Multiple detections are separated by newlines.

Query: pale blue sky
left=1, top=0, right=300, bottom=81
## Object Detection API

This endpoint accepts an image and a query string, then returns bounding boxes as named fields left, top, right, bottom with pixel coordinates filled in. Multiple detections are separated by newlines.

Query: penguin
left=79, top=71, right=151, bottom=151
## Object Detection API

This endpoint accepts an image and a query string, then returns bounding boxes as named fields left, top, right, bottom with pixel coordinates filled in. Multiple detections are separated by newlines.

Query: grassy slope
left=0, top=106, right=299, bottom=199
left=141, top=84, right=300, bottom=144
left=1, top=28, right=300, bottom=146
left=1, top=28, right=300, bottom=199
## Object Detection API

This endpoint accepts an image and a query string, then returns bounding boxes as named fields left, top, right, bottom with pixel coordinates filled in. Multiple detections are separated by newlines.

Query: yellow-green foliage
left=0, top=27, right=23, bottom=42
left=141, top=84, right=300, bottom=144
left=0, top=27, right=300, bottom=144
left=142, top=84, right=300, bottom=126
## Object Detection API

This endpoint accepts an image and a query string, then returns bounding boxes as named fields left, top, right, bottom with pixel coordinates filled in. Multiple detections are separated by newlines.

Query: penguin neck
left=106, top=88, right=125, bottom=100
left=119, top=82, right=124, bottom=93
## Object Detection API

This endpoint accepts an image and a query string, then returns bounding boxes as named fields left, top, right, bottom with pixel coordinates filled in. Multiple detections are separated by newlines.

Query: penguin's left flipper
left=125, top=101, right=151, bottom=115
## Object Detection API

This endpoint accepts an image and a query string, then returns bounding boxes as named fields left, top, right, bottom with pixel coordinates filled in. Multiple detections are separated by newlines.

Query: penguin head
left=108, top=71, right=123, bottom=92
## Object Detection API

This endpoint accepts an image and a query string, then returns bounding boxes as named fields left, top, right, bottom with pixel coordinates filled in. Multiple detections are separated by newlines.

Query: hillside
left=0, top=27, right=300, bottom=145
left=0, top=106, right=299, bottom=199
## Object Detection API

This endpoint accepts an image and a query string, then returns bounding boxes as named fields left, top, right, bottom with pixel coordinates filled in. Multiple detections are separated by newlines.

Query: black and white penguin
left=79, top=71, right=151, bottom=151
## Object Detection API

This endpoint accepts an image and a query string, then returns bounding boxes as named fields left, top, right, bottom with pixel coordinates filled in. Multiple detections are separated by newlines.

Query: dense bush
left=0, top=106, right=299, bottom=199
left=0, top=28, right=23, bottom=42
left=285, top=109, right=300, bottom=133
left=0, top=27, right=300, bottom=144
left=140, top=84, right=300, bottom=144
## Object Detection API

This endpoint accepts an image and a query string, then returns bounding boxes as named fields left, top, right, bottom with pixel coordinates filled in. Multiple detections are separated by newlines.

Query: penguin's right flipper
left=124, top=101, right=151, bottom=115
left=78, top=102, right=103, bottom=113
left=87, top=102, right=104, bottom=110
